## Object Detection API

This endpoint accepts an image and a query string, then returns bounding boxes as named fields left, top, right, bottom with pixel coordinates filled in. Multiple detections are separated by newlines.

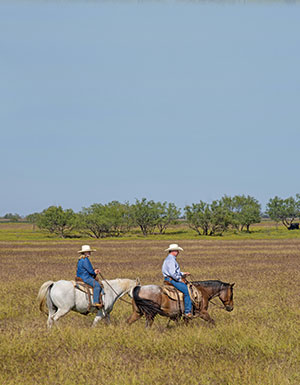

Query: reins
left=98, top=272, right=133, bottom=305
left=189, top=277, right=228, bottom=310
left=209, top=299, right=226, bottom=310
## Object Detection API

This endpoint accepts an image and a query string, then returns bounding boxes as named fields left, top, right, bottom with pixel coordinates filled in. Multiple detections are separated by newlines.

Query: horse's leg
left=145, top=315, right=155, bottom=328
left=199, top=309, right=215, bottom=325
left=104, top=313, right=111, bottom=325
left=127, top=298, right=143, bottom=325
left=127, top=309, right=142, bottom=325
left=199, top=296, right=215, bottom=325
left=52, top=307, right=71, bottom=323
left=46, top=293, right=56, bottom=329
left=92, top=309, right=105, bottom=327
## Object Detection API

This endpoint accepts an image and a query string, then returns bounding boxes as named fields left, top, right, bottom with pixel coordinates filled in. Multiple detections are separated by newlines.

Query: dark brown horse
left=127, top=280, right=234, bottom=328
left=192, top=280, right=235, bottom=313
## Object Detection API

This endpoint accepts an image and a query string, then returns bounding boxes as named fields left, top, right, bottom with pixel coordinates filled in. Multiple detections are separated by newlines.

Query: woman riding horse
left=76, top=245, right=103, bottom=308
left=162, top=243, right=193, bottom=318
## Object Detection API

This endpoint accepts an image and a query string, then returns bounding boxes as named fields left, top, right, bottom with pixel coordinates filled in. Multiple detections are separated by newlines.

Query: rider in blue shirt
left=76, top=245, right=102, bottom=308
left=162, top=243, right=192, bottom=318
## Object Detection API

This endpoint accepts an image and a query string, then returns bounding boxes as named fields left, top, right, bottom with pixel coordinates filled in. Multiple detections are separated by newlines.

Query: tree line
left=3, top=194, right=300, bottom=238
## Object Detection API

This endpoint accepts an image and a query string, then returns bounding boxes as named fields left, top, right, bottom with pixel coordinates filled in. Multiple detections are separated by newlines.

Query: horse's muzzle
left=225, top=305, right=233, bottom=312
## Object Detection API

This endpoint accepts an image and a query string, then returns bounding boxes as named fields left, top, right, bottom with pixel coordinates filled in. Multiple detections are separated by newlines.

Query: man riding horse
left=76, top=245, right=103, bottom=308
left=162, top=243, right=193, bottom=318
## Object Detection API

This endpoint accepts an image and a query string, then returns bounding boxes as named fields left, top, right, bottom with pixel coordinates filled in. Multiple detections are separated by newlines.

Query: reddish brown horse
left=127, top=280, right=234, bottom=328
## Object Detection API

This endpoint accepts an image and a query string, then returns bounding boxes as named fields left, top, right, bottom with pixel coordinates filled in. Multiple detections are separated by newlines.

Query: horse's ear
left=136, top=277, right=141, bottom=285
left=231, top=283, right=235, bottom=287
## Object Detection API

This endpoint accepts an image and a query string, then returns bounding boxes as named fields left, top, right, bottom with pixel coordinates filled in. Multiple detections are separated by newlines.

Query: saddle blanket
left=163, top=283, right=202, bottom=306
left=72, top=280, right=104, bottom=308
left=163, top=285, right=184, bottom=302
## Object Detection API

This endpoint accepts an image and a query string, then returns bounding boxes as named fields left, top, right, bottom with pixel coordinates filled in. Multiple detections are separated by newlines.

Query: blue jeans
left=164, top=277, right=192, bottom=314
left=82, top=277, right=102, bottom=304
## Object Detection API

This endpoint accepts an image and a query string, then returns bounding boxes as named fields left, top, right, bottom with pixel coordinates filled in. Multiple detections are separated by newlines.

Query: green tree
left=184, top=201, right=211, bottom=236
left=221, top=195, right=261, bottom=232
left=3, top=213, right=21, bottom=222
left=25, top=212, right=41, bottom=230
left=156, top=202, right=181, bottom=234
left=237, top=196, right=261, bottom=232
left=79, top=204, right=112, bottom=238
left=209, top=200, right=232, bottom=235
left=131, top=198, right=160, bottom=236
left=220, top=195, right=239, bottom=230
left=266, top=196, right=298, bottom=228
left=105, top=201, right=134, bottom=236
left=185, top=200, right=231, bottom=236
left=37, top=206, right=77, bottom=238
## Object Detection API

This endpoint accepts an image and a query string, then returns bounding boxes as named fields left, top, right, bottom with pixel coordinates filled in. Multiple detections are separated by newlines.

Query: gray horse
left=38, top=278, right=139, bottom=328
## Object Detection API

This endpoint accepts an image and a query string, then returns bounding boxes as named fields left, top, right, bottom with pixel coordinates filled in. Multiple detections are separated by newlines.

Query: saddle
left=163, top=280, right=202, bottom=308
left=73, top=277, right=104, bottom=309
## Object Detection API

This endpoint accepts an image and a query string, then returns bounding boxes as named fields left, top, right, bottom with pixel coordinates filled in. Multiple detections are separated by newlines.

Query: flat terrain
left=1, top=236, right=300, bottom=384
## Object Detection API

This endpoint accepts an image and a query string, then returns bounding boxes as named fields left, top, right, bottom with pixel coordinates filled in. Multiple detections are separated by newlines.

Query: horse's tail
left=37, top=281, right=54, bottom=314
left=133, top=286, right=167, bottom=319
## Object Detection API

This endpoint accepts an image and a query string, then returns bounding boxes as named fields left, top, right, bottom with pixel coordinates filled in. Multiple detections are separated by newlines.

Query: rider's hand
left=94, top=269, right=100, bottom=274
left=182, top=272, right=191, bottom=276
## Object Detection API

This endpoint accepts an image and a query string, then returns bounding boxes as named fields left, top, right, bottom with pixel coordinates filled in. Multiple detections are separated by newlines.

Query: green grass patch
left=1, top=222, right=300, bottom=242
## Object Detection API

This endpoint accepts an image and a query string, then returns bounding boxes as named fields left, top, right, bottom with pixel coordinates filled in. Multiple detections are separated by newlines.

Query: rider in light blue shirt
left=162, top=243, right=192, bottom=317
left=76, top=245, right=103, bottom=308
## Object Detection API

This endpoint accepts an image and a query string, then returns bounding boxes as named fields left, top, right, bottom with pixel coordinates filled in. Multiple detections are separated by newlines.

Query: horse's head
left=219, top=283, right=235, bottom=312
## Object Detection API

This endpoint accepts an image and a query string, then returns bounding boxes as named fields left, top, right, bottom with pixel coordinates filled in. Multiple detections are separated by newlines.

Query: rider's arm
left=162, top=257, right=182, bottom=281
left=83, top=258, right=96, bottom=278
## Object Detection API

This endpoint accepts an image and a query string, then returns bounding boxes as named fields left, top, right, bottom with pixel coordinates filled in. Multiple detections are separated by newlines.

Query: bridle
left=206, top=284, right=233, bottom=310
left=209, top=285, right=233, bottom=310
left=98, top=272, right=133, bottom=305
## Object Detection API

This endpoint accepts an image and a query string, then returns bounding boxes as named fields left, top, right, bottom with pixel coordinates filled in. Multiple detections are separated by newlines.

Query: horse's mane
left=102, top=278, right=131, bottom=284
left=192, top=280, right=230, bottom=288
left=102, top=278, right=135, bottom=292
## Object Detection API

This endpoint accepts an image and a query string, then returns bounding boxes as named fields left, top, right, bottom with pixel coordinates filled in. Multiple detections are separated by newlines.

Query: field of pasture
left=1, top=229, right=300, bottom=384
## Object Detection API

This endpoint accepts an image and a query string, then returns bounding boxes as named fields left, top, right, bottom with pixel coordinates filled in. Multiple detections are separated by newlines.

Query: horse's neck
left=195, top=282, right=222, bottom=299
left=104, top=279, right=130, bottom=299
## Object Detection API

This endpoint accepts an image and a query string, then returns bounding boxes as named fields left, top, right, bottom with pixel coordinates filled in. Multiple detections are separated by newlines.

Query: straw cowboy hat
left=78, top=245, right=96, bottom=254
left=165, top=243, right=184, bottom=252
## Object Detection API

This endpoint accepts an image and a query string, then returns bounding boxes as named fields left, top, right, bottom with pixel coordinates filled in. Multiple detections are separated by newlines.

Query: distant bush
left=156, top=202, right=181, bottom=234
left=78, top=201, right=134, bottom=238
left=25, top=212, right=41, bottom=224
left=3, top=213, right=22, bottom=222
left=185, top=200, right=231, bottom=236
left=130, top=198, right=181, bottom=236
left=21, top=194, right=300, bottom=239
left=266, top=195, right=300, bottom=228
left=221, top=195, right=261, bottom=232
left=37, top=206, right=77, bottom=238
left=185, top=195, right=261, bottom=236
left=130, top=198, right=160, bottom=236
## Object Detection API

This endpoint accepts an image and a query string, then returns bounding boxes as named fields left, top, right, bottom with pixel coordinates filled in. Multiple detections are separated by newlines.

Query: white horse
left=37, top=278, right=139, bottom=328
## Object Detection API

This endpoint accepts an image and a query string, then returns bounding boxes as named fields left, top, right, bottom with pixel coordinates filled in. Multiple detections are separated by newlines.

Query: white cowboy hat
left=78, top=245, right=96, bottom=253
left=165, top=243, right=183, bottom=252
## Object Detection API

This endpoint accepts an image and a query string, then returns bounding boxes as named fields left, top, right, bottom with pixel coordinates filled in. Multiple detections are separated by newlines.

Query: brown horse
left=192, top=280, right=235, bottom=314
left=127, top=280, right=234, bottom=328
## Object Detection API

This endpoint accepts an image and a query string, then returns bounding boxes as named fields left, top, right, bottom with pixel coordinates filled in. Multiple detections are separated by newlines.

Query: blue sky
left=1, top=1, right=299, bottom=216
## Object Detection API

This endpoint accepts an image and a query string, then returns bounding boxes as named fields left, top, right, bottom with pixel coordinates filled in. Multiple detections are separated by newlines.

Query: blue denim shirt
left=76, top=256, right=96, bottom=281
left=162, top=253, right=183, bottom=281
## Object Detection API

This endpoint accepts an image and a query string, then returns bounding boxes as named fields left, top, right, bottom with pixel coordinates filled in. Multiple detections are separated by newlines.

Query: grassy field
left=1, top=223, right=300, bottom=384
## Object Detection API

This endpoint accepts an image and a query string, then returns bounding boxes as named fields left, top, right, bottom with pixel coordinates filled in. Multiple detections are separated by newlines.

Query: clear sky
left=1, top=1, right=299, bottom=216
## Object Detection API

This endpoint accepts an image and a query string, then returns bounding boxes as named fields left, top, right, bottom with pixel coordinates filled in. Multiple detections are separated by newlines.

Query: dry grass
left=1, top=237, right=300, bottom=384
